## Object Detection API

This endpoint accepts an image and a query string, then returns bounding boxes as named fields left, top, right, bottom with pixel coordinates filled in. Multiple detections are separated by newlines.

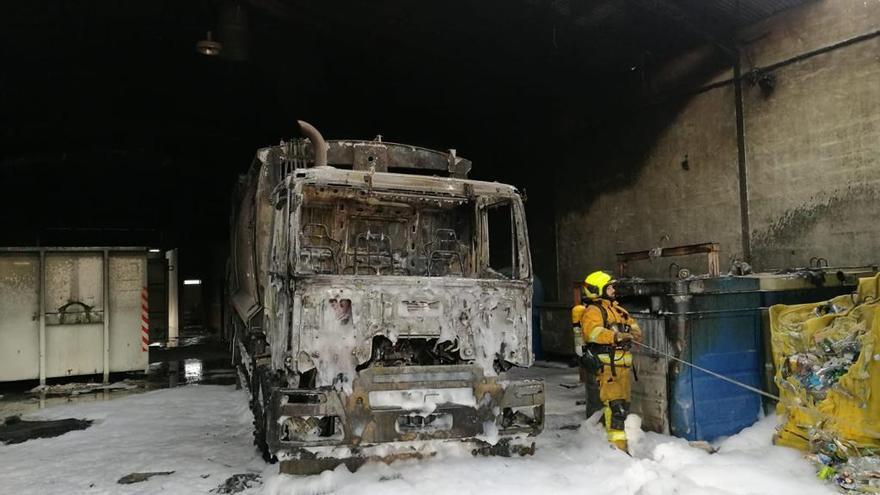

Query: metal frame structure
left=616, top=242, right=721, bottom=277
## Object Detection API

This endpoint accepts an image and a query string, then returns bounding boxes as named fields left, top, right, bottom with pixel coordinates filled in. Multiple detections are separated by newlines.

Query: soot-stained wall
left=555, top=0, right=880, bottom=294
left=741, top=1, right=880, bottom=269
left=555, top=83, right=740, bottom=283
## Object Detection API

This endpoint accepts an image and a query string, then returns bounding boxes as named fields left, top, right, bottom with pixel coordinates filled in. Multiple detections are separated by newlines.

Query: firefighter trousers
left=597, top=355, right=632, bottom=452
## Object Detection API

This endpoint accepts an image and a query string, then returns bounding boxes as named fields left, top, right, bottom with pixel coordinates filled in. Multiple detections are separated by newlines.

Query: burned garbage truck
left=227, top=121, right=544, bottom=473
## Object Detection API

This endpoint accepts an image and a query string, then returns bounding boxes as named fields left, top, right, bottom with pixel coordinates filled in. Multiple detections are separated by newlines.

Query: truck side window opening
left=485, top=201, right=517, bottom=280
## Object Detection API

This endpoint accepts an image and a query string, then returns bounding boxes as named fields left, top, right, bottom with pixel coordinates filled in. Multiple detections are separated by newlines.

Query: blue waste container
left=666, top=277, right=764, bottom=440
left=620, top=277, right=763, bottom=441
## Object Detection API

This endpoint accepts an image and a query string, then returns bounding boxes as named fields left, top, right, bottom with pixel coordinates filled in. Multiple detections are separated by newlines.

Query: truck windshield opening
left=294, top=185, right=523, bottom=279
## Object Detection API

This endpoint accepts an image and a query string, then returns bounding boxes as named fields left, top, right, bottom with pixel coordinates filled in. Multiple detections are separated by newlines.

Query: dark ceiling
left=0, top=1, right=807, bottom=264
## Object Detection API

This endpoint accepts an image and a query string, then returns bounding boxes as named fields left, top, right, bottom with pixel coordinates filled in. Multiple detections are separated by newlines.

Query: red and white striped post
left=141, top=288, right=149, bottom=351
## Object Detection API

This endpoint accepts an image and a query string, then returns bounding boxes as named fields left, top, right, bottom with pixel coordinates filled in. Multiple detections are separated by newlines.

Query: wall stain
left=751, top=183, right=879, bottom=250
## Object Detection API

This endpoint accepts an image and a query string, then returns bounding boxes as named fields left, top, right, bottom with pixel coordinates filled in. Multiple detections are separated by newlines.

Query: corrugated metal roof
left=564, top=0, right=815, bottom=36
left=676, top=0, right=814, bottom=27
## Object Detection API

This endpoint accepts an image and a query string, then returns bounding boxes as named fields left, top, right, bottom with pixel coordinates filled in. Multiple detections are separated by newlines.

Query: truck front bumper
left=267, top=365, right=544, bottom=469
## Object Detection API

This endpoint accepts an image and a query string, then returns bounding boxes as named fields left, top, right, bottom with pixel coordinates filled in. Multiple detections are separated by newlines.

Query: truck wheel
left=251, top=372, right=277, bottom=463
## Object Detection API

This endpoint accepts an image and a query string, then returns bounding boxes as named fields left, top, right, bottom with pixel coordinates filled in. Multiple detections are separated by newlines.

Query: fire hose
left=631, top=340, right=781, bottom=402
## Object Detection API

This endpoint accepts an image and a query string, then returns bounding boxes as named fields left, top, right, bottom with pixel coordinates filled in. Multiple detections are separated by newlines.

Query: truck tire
left=251, top=369, right=277, bottom=463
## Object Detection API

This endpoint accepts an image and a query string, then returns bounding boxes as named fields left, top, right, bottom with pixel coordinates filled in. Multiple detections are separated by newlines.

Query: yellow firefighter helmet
left=584, top=270, right=615, bottom=299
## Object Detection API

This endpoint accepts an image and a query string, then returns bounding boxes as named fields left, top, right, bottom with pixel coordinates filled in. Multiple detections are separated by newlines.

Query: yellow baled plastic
left=769, top=274, right=880, bottom=453
left=858, top=274, right=880, bottom=303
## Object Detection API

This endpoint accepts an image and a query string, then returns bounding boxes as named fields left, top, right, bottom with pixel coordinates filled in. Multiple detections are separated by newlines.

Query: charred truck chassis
left=228, top=122, right=544, bottom=474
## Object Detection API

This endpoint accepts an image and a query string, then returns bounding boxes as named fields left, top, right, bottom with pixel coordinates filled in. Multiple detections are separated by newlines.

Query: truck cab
left=229, top=122, right=544, bottom=473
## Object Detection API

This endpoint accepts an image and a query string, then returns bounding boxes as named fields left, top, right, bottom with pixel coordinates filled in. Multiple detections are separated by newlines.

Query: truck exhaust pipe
left=297, top=120, right=328, bottom=168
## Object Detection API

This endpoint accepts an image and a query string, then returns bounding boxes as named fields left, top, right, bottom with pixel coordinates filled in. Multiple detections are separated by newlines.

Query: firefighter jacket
left=580, top=298, right=643, bottom=348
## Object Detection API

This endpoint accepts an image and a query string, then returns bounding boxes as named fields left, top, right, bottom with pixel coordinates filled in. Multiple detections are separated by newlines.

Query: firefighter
left=578, top=270, right=642, bottom=453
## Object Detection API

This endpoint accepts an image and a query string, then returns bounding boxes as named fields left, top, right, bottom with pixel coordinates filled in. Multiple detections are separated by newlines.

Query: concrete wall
left=741, top=2, right=880, bottom=269
left=556, top=84, right=741, bottom=282
left=554, top=0, right=880, bottom=295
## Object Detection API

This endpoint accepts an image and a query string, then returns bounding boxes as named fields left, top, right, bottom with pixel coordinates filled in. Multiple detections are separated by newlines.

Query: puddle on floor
left=0, top=416, right=93, bottom=444
left=150, top=358, right=237, bottom=388
left=0, top=335, right=236, bottom=418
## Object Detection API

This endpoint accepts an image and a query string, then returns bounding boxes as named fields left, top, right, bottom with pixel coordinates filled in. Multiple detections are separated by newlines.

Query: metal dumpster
left=620, top=267, right=876, bottom=441
left=622, top=277, right=764, bottom=441
left=0, top=247, right=148, bottom=384
left=666, top=277, right=764, bottom=440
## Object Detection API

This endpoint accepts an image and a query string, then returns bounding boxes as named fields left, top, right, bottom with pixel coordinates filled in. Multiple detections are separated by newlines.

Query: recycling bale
left=769, top=274, right=880, bottom=493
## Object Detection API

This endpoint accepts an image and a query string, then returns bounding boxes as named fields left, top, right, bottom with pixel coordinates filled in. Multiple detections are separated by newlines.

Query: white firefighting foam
left=0, top=366, right=835, bottom=495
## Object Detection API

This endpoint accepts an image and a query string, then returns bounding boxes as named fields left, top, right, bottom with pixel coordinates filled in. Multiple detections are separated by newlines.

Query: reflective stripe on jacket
left=597, top=350, right=633, bottom=366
